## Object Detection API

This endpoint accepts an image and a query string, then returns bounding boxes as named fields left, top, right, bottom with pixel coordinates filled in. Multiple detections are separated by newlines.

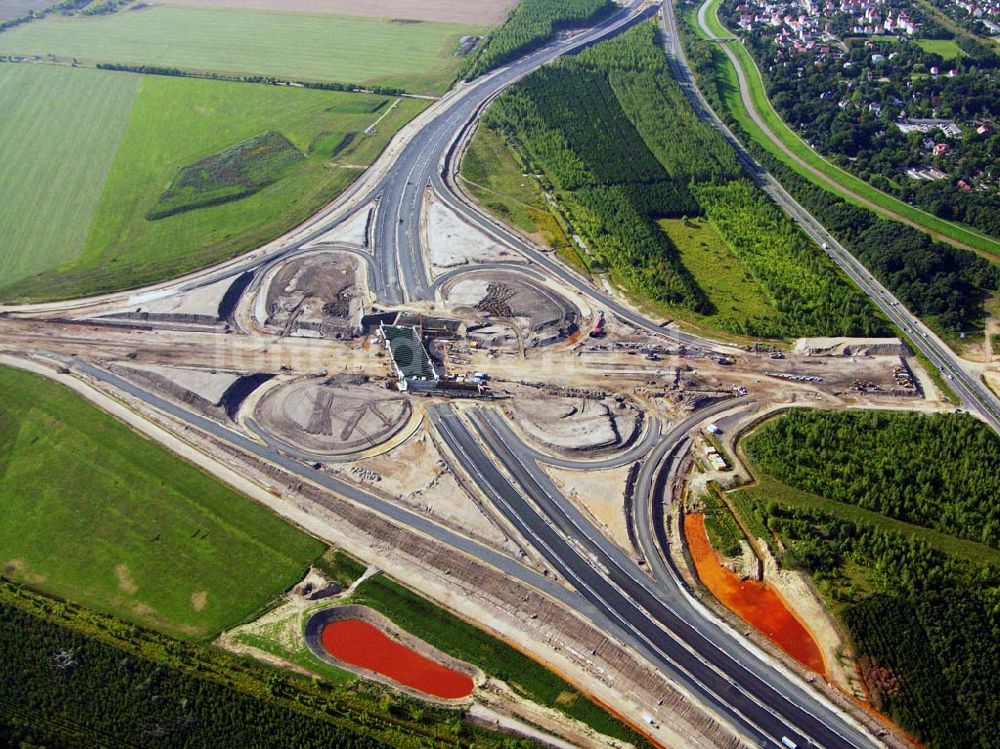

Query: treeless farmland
left=0, top=0, right=51, bottom=21
left=157, top=0, right=519, bottom=25
left=0, top=5, right=484, bottom=94
left=0, top=65, right=137, bottom=290
left=0, top=366, right=324, bottom=640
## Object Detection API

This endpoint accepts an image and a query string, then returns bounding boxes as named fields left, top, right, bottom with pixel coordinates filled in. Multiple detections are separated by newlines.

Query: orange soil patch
left=157, top=0, right=517, bottom=25
left=321, top=619, right=474, bottom=699
left=684, top=513, right=826, bottom=675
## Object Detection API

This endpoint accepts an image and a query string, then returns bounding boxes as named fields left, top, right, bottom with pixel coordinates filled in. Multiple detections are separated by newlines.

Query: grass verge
left=348, top=573, right=651, bottom=745
left=460, top=123, right=581, bottom=269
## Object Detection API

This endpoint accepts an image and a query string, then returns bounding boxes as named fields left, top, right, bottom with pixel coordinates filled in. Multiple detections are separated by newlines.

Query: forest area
left=736, top=410, right=1000, bottom=748
left=0, top=581, right=535, bottom=749
left=460, top=0, right=613, bottom=79
left=484, top=22, right=882, bottom=337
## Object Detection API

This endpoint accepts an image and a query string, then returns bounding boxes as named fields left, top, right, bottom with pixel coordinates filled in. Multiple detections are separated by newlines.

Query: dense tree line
left=696, top=181, right=886, bottom=336
left=782, top=168, right=999, bottom=331
left=484, top=33, right=711, bottom=312
left=745, top=409, right=1000, bottom=548
left=748, top=497, right=1000, bottom=748
left=94, top=63, right=404, bottom=95
left=0, top=583, right=536, bottom=749
left=460, top=0, right=612, bottom=79
left=485, top=22, right=878, bottom=335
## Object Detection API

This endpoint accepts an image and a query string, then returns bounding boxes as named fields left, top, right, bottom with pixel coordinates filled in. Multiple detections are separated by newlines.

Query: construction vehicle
left=589, top=310, right=607, bottom=338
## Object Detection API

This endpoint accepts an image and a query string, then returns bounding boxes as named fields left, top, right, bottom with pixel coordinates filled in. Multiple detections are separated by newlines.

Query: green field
left=0, top=5, right=480, bottom=94
left=460, top=124, right=579, bottom=265
left=693, top=0, right=1000, bottom=259
left=0, top=64, right=137, bottom=289
left=0, top=365, right=324, bottom=640
left=658, top=217, right=781, bottom=334
left=915, top=38, right=964, bottom=60
left=0, top=68, right=427, bottom=301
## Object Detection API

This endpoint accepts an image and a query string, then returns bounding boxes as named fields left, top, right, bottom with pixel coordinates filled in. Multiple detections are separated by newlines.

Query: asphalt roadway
left=433, top=404, right=876, bottom=749
left=630, top=397, right=752, bottom=593
left=373, top=0, right=658, bottom=306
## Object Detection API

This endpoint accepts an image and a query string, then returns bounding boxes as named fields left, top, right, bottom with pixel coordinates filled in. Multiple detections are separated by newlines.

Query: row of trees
left=95, top=63, right=405, bottom=96
left=787, top=169, right=999, bottom=332
left=460, top=0, right=612, bottom=79
left=745, top=409, right=1000, bottom=549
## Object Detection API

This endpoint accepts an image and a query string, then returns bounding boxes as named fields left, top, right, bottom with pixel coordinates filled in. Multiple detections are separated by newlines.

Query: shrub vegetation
left=149, top=131, right=304, bottom=220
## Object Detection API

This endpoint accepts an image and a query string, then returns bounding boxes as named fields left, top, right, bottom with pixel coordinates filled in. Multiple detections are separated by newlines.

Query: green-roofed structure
left=379, top=323, right=438, bottom=390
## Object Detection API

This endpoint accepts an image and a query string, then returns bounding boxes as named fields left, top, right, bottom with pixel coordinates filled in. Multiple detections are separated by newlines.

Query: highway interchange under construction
left=3, top=2, right=998, bottom=748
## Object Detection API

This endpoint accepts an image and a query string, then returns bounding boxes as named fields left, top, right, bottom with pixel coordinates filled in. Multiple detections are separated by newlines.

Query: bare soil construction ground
left=440, top=270, right=579, bottom=350
left=254, top=375, right=412, bottom=456
left=506, top=390, right=640, bottom=453
left=425, top=193, right=523, bottom=274
left=333, top=425, right=518, bottom=552
left=544, top=463, right=633, bottom=552
left=157, top=0, right=518, bottom=25
left=258, top=251, right=364, bottom=339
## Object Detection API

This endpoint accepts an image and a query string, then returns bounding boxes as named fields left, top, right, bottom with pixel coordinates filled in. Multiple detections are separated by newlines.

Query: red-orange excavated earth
left=684, top=513, right=826, bottom=675
left=321, top=619, right=474, bottom=699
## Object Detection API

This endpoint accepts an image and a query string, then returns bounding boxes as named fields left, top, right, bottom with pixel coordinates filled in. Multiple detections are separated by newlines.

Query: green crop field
left=0, top=5, right=481, bottom=94
left=0, top=64, right=138, bottom=290
left=0, top=70, right=428, bottom=302
left=658, top=217, right=780, bottom=334
left=0, top=365, right=324, bottom=640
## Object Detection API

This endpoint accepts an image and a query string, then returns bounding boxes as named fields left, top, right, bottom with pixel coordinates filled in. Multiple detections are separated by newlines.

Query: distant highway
left=433, top=404, right=878, bottom=749
left=659, top=0, right=1000, bottom=432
